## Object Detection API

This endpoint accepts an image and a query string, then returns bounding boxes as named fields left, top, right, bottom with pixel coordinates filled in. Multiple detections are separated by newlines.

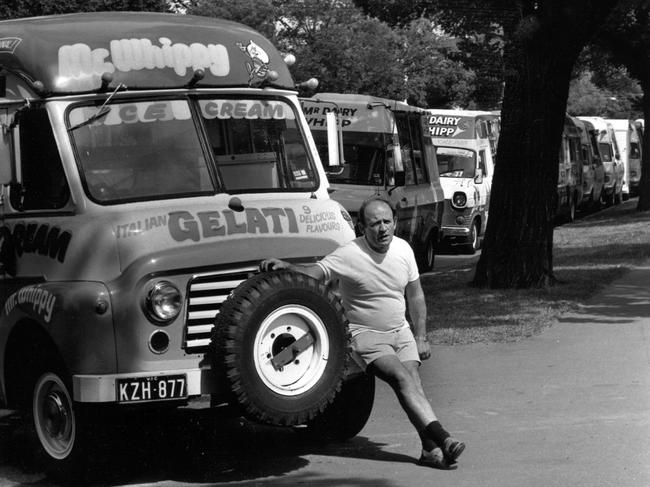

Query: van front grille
left=183, top=266, right=257, bottom=354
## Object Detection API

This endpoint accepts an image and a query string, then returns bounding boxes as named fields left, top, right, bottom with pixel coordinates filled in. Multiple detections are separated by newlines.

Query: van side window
left=395, top=113, right=428, bottom=185
left=10, top=108, right=69, bottom=210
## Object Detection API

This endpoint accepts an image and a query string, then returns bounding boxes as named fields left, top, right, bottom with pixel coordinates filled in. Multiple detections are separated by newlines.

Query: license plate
left=117, top=374, right=187, bottom=403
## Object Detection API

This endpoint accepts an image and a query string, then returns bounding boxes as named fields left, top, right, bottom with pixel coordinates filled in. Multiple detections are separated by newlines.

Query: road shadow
left=1, top=406, right=416, bottom=487
left=559, top=280, right=650, bottom=323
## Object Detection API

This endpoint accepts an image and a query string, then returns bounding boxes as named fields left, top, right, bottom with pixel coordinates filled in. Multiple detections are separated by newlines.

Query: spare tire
left=212, top=270, right=349, bottom=426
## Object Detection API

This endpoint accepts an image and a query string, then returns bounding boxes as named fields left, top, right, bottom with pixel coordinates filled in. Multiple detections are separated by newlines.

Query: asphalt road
left=1, top=254, right=649, bottom=487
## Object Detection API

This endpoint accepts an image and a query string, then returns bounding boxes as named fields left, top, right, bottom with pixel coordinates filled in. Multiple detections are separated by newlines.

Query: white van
left=571, top=117, right=606, bottom=209
left=425, top=109, right=497, bottom=253
left=607, top=118, right=638, bottom=199
left=629, top=120, right=643, bottom=195
left=578, top=116, right=624, bottom=203
left=301, top=93, right=445, bottom=271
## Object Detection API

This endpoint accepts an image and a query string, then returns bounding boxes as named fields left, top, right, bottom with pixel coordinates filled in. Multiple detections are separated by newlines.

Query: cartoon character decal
left=236, top=40, right=270, bottom=83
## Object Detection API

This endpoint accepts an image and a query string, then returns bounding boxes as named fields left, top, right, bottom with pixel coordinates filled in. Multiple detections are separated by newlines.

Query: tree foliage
left=185, top=0, right=475, bottom=105
left=0, top=0, right=168, bottom=20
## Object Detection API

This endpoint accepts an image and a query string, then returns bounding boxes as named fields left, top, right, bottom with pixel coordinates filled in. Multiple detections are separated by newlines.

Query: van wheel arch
left=4, top=320, right=65, bottom=410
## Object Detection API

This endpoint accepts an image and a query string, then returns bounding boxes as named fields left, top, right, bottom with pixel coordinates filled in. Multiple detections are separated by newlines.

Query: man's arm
left=405, top=278, right=431, bottom=360
left=259, top=258, right=325, bottom=281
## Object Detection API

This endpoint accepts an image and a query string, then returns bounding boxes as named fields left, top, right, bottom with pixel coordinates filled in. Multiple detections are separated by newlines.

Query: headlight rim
left=144, top=280, right=182, bottom=325
left=451, top=191, right=468, bottom=209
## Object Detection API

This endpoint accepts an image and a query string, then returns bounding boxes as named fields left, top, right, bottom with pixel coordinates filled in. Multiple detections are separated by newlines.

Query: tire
left=416, top=233, right=436, bottom=273
left=29, top=369, right=97, bottom=479
left=463, top=220, right=480, bottom=254
left=567, top=194, right=576, bottom=222
left=299, top=373, right=375, bottom=441
left=212, top=270, right=350, bottom=426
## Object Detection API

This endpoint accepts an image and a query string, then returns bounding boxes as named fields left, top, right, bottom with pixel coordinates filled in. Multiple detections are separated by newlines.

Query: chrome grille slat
left=183, top=266, right=257, bottom=354
left=190, top=295, right=228, bottom=306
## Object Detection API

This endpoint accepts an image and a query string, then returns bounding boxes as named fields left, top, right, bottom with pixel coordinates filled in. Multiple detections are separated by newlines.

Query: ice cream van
left=571, top=117, right=606, bottom=210
left=578, top=116, right=624, bottom=203
left=425, top=109, right=496, bottom=253
left=300, top=93, right=444, bottom=271
left=606, top=118, right=639, bottom=199
left=0, top=12, right=373, bottom=476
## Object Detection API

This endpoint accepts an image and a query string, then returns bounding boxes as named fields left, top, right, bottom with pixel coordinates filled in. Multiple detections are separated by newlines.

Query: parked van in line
left=425, top=109, right=496, bottom=253
left=0, top=12, right=370, bottom=475
left=578, top=116, right=624, bottom=204
left=571, top=117, right=606, bottom=210
left=555, top=115, right=585, bottom=222
left=629, top=120, right=643, bottom=195
left=607, top=118, right=638, bottom=199
left=301, top=93, right=445, bottom=271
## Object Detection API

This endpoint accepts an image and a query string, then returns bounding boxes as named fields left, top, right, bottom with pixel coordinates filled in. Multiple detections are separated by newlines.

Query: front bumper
left=442, top=225, right=471, bottom=237
left=73, top=368, right=206, bottom=402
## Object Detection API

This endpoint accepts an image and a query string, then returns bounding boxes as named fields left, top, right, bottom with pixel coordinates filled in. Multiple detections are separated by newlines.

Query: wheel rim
left=33, top=372, right=75, bottom=460
left=253, top=305, right=330, bottom=396
left=470, top=223, right=478, bottom=249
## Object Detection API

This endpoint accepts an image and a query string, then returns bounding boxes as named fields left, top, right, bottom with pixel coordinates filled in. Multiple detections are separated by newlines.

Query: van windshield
left=436, top=147, right=476, bottom=178
left=69, top=98, right=317, bottom=203
left=598, top=143, right=613, bottom=162
left=311, top=130, right=388, bottom=186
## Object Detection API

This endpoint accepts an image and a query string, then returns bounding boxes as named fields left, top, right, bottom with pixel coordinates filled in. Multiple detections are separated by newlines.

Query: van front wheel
left=416, top=234, right=436, bottom=272
left=463, top=221, right=480, bottom=254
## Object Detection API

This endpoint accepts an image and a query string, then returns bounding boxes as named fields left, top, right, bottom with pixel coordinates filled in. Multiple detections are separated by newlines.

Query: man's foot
left=417, top=447, right=453, bottom=470
left=442, top=437, right=466, bottom=463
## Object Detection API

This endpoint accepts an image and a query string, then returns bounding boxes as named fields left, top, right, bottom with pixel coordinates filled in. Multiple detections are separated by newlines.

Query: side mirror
left=325, top=111, right=340, bottom=167
left=474, top=168, right=483, bottom=184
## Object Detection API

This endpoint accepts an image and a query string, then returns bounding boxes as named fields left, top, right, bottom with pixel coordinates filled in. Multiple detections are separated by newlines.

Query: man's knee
left=370, top=357, right=417, bottom=390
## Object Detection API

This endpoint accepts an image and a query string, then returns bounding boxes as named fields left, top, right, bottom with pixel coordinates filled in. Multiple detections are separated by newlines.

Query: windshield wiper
left=68, top=82, right=126, bottom=132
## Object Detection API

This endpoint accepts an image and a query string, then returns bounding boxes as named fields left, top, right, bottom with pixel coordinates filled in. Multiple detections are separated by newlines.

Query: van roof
left=426, top=108, right=498, bottom=118
left=306, top=93, right=424, bottom=113
left=0, top=12, right=294, bottom=96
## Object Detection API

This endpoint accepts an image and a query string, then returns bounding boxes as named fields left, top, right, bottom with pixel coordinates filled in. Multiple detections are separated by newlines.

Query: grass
left=422, top=198, right=650, bottom=344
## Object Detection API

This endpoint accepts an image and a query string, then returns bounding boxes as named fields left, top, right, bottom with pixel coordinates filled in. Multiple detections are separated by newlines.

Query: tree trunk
left=473, top=3, right=617, bottom=289
left=637, top=80, right=650, bottom=211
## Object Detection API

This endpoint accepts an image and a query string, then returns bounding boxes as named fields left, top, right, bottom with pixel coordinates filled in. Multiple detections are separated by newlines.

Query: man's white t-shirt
left=316, top=236, right=419, bottom=335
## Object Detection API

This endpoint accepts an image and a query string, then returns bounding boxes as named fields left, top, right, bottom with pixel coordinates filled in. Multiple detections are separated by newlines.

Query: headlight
left=452, top=192, right=467, bottom=208
left=145, top=281, right=182, bottom=324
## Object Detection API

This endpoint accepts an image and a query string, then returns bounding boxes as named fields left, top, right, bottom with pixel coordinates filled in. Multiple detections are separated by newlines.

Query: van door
left=390, top=112, right=437, bottom=249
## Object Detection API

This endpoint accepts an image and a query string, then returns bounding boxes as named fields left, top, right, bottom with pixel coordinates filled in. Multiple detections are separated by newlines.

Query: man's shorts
left=350, top=326, right=420, bottom=371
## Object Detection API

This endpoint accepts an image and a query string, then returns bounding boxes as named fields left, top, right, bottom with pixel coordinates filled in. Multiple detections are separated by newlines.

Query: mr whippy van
left=300, top=93, right=445, bottom=272
left=0, top=12, right=373, bottom=476
left=425, top=109, right=497, bottom=253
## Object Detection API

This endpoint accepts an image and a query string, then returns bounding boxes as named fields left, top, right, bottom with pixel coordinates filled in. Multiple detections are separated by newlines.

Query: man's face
left=361, top=200, right=395, bottom=253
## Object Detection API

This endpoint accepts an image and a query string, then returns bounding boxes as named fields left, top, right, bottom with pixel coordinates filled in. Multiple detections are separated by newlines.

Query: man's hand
left=415, top=336, right=431, bottom=360
left=259, top=258, right=290, bottom=272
